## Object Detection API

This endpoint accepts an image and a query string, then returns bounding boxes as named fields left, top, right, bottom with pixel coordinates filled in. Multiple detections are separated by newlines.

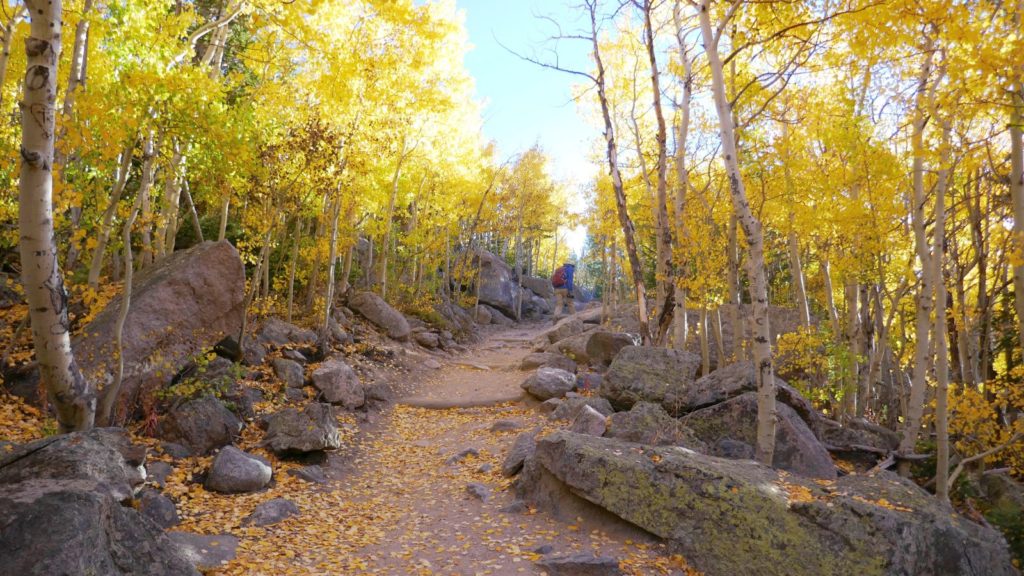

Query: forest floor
left=171, top=321, right=694, bottom=575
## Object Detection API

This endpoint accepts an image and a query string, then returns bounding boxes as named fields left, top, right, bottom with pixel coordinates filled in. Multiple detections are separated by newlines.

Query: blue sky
left=457, top=0, right=597, bottom=253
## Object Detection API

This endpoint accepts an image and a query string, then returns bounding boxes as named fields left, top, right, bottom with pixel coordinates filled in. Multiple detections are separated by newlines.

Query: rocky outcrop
left=519, top=431, right=1016, bottom=576
left=348, top=291, right=411, bottom=341
left=521, top=368, right=576, bottom=400
left=681, top=392, right=837, bottom=479
left=157, top=395, right=242, bottom=455
left=521, top=276, right=555, bottom=299
left=261, top=403, right=341, bottom=455
left=605, top=402, right=705, bottom=450
left=72, top=240, right=245, bottom=411
left=471, top=249, right=518, bottom=317
left=599, top=346, right=701, bottom=411
left=585, top=332, right=635, bottom=367
left=0, top=431, right=198, bottom=575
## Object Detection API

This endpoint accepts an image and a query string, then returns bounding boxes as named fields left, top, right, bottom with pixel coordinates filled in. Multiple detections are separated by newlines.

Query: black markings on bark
left=26, top=65, right=48, bottom=89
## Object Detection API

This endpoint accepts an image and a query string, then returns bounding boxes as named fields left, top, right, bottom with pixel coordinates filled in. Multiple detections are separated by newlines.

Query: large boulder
left=599, top=346, right=701, bottom=411
left=157, top=395, right=243, bottom=455
left=501, top=430, right=539, bottom=477
left=72, top=241, right=245, bottom=410
left=311, top=359, right=364, bottom=409
left=521, top=368, right=576, bottom=400
left=520, top=352, right=577, bottom=373
left=519, top=431, right=1016, bottom=576
left=205, top=446, right=272, bottom=493
left=348, top=291, right=411, bottom=340
left=471, top=249, right=517, bottom=317
left=585, top=332, right=636, bottom=367
left=272, top=358, right=306, bottom=389
left=261, top=403, right=341, bottom=455
left=605, top=402, right=705, bottom=450
left=542, top=317, right=586, bottom=345
left=681, top=392, right=837, bottom=479
left=522, top=276, right=555, bottom=299
left=0, top=431, right=198, bottom=575
left=484, top=304, right=515, bottom=326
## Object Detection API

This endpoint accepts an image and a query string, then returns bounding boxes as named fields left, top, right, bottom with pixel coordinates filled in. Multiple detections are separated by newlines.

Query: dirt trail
left=181, top=322, right=689, bottom=575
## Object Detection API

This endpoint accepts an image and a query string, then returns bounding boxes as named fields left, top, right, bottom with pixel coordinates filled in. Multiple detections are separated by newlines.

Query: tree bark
left=588, top=1, right=651, bottom=344
left=933, top=122, right=952, bottom=502
left=87, top=145, right=133, bottom=288
left=19, top=0, right=95, bottom=432
left=1010, top=88, right=1024, bottom=354
left=698, top=0, right=776, bottom=465
left=0, top=5, right=27, bottom=106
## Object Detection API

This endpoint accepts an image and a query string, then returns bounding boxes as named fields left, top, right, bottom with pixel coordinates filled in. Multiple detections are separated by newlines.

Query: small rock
left=159, top=442, right=192, bottom=460
left=285, top=387, right=306, bottom=402
left=282, top=348, right=308, bottom=363
left=244, top=498, right=300, bottom=527
left=534, top=544, right=555, bottom=555
left=466, top=482, right=491, bottom=502
left=500, top=500, right=529, bottom=514
left=478, top=463, right=493, bottom=474
left=539, top=399, right=563, bottom=414
left=447, top=447, right=480, bottom=464
left=261, top=403, right=341, bottom=455
left=414, top=332, right=441, bottom=349
left=158, top=395, right=242, bottom=455
left=138, top=487, right=179, bottom=529
left=536, top=553, right=623, bottom=576
left=205, top=446, right=272, bottom=494
left=490, top=419, right=525, bottom=432
left=272, top=358, right=305, bottom=388
left=287, top=465, right=327, bottom=484
left=569, top=405, right=607, bottom=437
left=551, top=397, right=614, bottom=422
left=146, top=461, right=174, bottom=487
left=167, top=532, right=240, bottom=572
left=424, top=359, right=442, bottom=370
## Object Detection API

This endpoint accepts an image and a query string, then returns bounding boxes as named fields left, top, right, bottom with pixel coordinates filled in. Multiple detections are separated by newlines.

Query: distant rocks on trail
left=539, top=317, right=586, bottom=347
left=244, top=498, right=300, bottom=527
left=0, top=430, right=199, bottom=576
left=311, top=358, right=364, bottom=409
left=261, top=403, right=341, bottom=455
left=599, top=346, right=701, bottom=411
left=205, top=446, right=272, bottom=493
left=348, top=291, right=411, bottom=341
left=157, top=395, right=243, bottom=456
left=584, top=332, right=635, bottom=367
left=517, top=431, right=1016, bottom=576
left=471, top=249, right=519, bottom=318
left=520, top=352, right=577, bottom=373
left=605, top=402, right=705, bottom=450
left=521, top=367, right=577, bottom=400
left=545, top=333, right=593, bottom=364
left=483, top=304, right=515, bottom=326
left=549, top=397, right=614, bottom=422
left=521, top=276, right=555, bottom=299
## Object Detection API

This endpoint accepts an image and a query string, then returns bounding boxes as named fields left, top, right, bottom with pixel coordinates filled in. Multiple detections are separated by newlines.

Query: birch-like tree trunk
left=156, top=141, right=184, bottom=258
left=1010, top=91, right=1024, bottom=353
left=697, top=0, right=776, bottom=465
left=0, top=5, right=27, bottom=105
left=933, top=122, right=952, bottom=502
left=898, top=42, right=937, bottom=475
left=19, top=0, right=95, bottom=432
left=671, top=2, right=694, bottom=349
left=137, top=132, right=158, bottom=269
left=59, top=0, right=94, bottom=272
left=88, top=145, right=133, bottom=287
left=588, top=1, right=652, bottom=343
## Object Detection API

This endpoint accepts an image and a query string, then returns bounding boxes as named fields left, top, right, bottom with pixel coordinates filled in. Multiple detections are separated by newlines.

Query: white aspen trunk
left=182, top=180, right=203, bottom=244
left=822, top=253, right=841, bottom=336
left=933, top=123, right=952, bottom=502
left=59, top=0, right=93, bottom=272
left=713, top=306, right=726, bottom=366
left=698, top=0, right=776, bottom=465
left=671, top=5, right=694, bottom=350
left=322, top=198, right=342, bottom=336
left=589, top=3, right=651, bottom=343
left=287, top=218, right=302, bottom=323
left=97, top=188, right=143, bottom=426
left=788, top=230, right=811, bottom=328
left=19, top=0, right=95, bottom=432
left=1010, top=92, right=1024, bottom=353
left=700, top=304, right=711, bottom=375
left=156, top=142, right=184, bottom=259
left=843, top=279, right=860, bottom=420
left=137, top=133, right=158, bottom=269
left=218, top=193, right=230, bottom=241
left=899, top=43, right=937, bottom=475
left=87, top=146, right=133, bottom=287
left=379, top=146, right=407, bottom=300
left=727, top=215, right=742, bottom=359
left=643, top=0, right=674, bottom=341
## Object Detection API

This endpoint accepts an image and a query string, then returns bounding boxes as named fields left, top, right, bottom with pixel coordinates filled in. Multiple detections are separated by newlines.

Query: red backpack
left=551, top=266, right=567, bottom=288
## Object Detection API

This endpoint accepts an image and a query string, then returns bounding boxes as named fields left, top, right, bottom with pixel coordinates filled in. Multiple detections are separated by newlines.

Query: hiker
left=551, top=261, right=576, bottom=319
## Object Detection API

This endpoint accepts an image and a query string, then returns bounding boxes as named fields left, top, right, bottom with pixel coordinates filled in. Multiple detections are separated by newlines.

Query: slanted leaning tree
left=19, top=0, right=94, bottom=431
